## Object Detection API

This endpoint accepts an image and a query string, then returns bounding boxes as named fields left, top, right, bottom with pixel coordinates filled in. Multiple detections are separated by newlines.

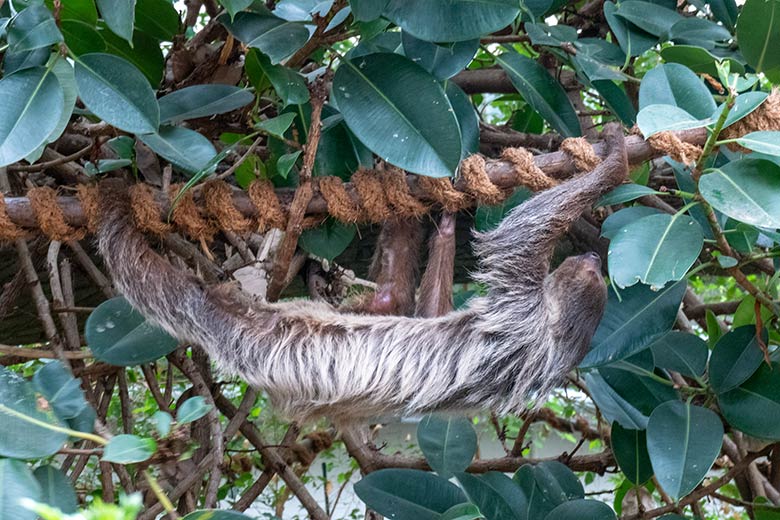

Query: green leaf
left=446, top=82, right=479, bottom=160
left=46, top=0, right=98, bottom=24
left=102, top=434, right=157, bottom=464
left=276, top=149, right=301, bottom=178
left=33, top=361, right=90, bottom=420
left=0, top=459, right=41, bottom=520
left=139, top=126, right=217, bottom=174
left=456, top=472, right=528, bottom=520
left=219, top=12, right=310, bottom=64
left=332, top=53, right=462, bottom=177
left=440, top=503, right=484, bottom=520
left=100, top=23, right=165, bottom=85
left=85, top=296, right=179, bottom=366
left=700, top=158, right=780, bottom=229
left=591, top=79, right=637, bottom=126
left=611, top=423, right=653, bottom=485
left=159, top=85, right=253, bottom=124
left=299, top=218, right=356, bottom=261
left=737, top=0, right=780, bottom=82
left=604, top=1, right=657, bottom=57
left=719, top=362, right=780, bottom=439
left=709, top=325, right=767, bottom=394
left=33, top=465, right=78, bottom=514
left=39, top=58, right=78, bottom=152
left=246, top=49, right=309, bottom=106
left=599, top=353, right=679, bottom=416
left=646, top=401, right=723, bottom=500
left=401, top=32, right=478, bottom=80
left=607, top=213, right=703, bottom=289
left=85, top=158, right=132, bottom=175
left=0, top=66, right=64, bottom=167
left=96, top=0, right=136, bottom=43
left=735, top=131, right=780, bottom=156
left=601, top=206, right=661, bottom=240
left=513, top=462, right=582, bottom=519
left=417, top=415, right=477, bottom=479
left=74, top=52, right=159, bottom=134
left=668, top=18, right=731, bottom=48
left=355, top=469, right=466, bottom=520
left=584, top=372, right=649, bottom=429
left=717, top=91, right=769, bottom=129
left=7, top=5, right=62, bottom=53
left=543, top=499, right=616, bottom=519
left=637, top=104, right=712, bottom=137
left=0, top=366, right=68, bottom=459
left=382, top=0, right=519, bottom=42
left=219, top=0, right=254, bottom=19
left=596, top=183, right=659, bottom=207
left=496, top=49, right=581, bottom=137
left=351, top=0, right=388, bottom=21
left=725, top=219, right=758, bottom=253
left=614, top=1, right=682, bottom=36
left=649, top=331, right=708, bottom=378
left=660, top=45, right=744, bottom=77
left=639, top=63, right=716, bottom=120
left=581, top=280, right=687, bottom=367
left=255, top=112, right=297, bottom=139
left=152, top=411, right=172, bottom=437
left=177, top=396, right=212, bottom=424
left=108, top=135, right=135, bottom=159
left=134, top=0, right=179, bottom=41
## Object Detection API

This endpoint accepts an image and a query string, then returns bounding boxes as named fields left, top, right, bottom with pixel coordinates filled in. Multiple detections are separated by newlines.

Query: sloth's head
left=544, top=252, right=608, bottom=339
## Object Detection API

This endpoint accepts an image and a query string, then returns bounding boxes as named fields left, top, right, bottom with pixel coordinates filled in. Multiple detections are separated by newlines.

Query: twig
left=7, top=144, right=92, bottom=172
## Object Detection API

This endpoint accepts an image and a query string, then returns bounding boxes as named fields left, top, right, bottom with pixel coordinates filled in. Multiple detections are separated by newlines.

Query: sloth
left=97, top=123, right=628, bottom=423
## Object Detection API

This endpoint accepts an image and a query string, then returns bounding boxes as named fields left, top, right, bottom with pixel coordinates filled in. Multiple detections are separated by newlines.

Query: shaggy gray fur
left=97, top=124, right=628, bottom=422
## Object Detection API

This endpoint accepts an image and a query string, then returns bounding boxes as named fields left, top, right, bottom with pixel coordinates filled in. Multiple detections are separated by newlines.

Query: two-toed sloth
left=97, top=123, right=628, bottom=422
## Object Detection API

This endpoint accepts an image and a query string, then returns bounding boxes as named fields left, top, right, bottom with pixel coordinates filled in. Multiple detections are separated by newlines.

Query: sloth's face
left=545, top=252, right=608, bottom=332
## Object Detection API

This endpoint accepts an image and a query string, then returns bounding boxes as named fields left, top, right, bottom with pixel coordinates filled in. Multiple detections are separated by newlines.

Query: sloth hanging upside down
left=97, top=124, right=628, bottom=423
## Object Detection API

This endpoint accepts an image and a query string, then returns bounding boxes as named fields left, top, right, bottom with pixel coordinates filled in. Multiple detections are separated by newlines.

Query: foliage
left=2, top=0, right=780, bottom=518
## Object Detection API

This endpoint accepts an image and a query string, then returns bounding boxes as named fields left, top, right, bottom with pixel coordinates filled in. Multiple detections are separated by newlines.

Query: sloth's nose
left=583, top=252, right=601, bottom=267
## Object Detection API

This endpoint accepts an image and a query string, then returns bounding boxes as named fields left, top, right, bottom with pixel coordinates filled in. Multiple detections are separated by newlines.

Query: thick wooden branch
left=3, top=129, right=706, bottom=231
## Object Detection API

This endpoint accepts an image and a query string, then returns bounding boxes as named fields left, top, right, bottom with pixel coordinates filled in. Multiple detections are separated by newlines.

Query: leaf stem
left=143, top=470, right=178, bottom=517
left=0, top=403, right=107, bottom=445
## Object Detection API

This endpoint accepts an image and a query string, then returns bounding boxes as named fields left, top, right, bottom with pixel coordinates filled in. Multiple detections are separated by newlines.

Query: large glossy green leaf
left=513, top=462, right=582, bottom=519
left=607, top=213, right=703, bottom=289
left=176, top=396, right=212, bottom=424
left=382, top=0, right=519, bottom=42
left=74, top=53, right=159, bottom=134
left=441, top=503, right=483, bottom=520
left=0, top=66, right=63, bottom=167
left=99, top=23, right=165, bottom=85
left=0, top=367, right=68, bottom=459
left=604, top=1, right=657, bottom=57
left=299, top=218, right=356, bottom=261
left=639, top=63, right=716, bottom=119
left=700, top=158, right=780, bottom=229
left=96, top=0, right=136, bottom=43
left=601, top=207, right=661, bottom=240
left=543, top=499, right=616, bottom=519
left=139, top=126, right=217, bottom=174
left=581, top=280, right=686, bottom=367
left=614, top=1, right=682, bottom=36
left=709, top=325, right=766, bottom=394
left=33, top=466, right=78, bottom=514
left=7, top=5, right=62, bottom=53
left=599, top=353, right=678, bottom=416
left=737, top=0, right=780, bottom=82
left=0, top=459, right=41, bottom=520
left=716, top=91, right=768, bottom=129
left=417, top=415, right=477, bottom=479
left=134, top=0, right=179, bottom=41
left=159, top=85, right=254, bottom=124
left=591, top=79, right=637, bottom=126
left=457, top=472, right=527, bottom=520
left=46, top=0, right=99, bottom=24
left=668, top=18, right=731, bottom=48
left=60, top=21, right=104, bottom=55
left=496, top=50, right=580, bottom=137
left=219, top=12, right=309, bottom=64
left=637, top=105, right=712, bottom=137
left=85, top=296, right=179, bottom=366
left=660, top=45, right=744, bottom=77
left=245, top=49, right=309, bottom=106
left=33, top=361, right=90, bottom=421
left=355, top=469, right=466, bottom=520
left=584, top=372, right=650, bottom=429
left=31, top=59, right=78, bottom=160
left=402, top=32, right=478, bottom=80
left=611, top=423, right=653, bottom=485
left=351, top=0, right=388, bottom=21
left=446, top=82, right=479, bottom=160
left=332, top=53, right=462, bottom=177
left=646, top=401, right=723, bottom=500
left=719, top=362, right=780, bottom=439
left=597, top=183, right=659, bottom=207
left=102, top=434, right=157, bottom=463
left=735, top=131, right=780, bottom=156
left=649, top=331, right=708, bottom=378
